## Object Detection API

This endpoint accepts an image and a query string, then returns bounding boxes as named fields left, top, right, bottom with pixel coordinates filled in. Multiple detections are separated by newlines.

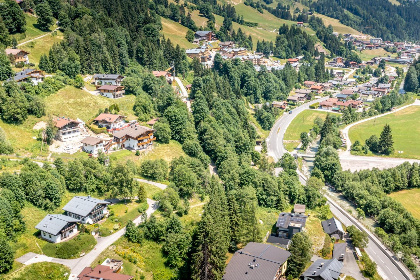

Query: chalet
left=310, top=85, right=324, bottom=94
left=370, top=38, right=383, bottom=45
left=297, top=22, right=304, bottom=27
left=98, top=85, right=125, bottom=99
left=341, top=89, right=355, bottom=96
left=81, top=136, right=106, bottom=155
left=377, top=83, right=391, bottom=91
left=293, top=204, right=306, bottom=215
left=112, top=124, right=155, bottom=150
left=93, top=74, right=124, bottom=86
left=77, top=265, right=133, bottom=280
left=304, top=81, right=316, bottom=88
left=288, top=58, right=299, bottom=63
left=349, top=61, right=358, bottom=68
left=319, top=99, right=338, bottom=111
left=329, top=57, right=344, bottom=67
left=186, top=48, right=211, bottom=63
left=372, top=87, right=388, bottom=96
left=276, top=212, right=307, bottom=239
left=63, top=196, right=110, bottom=224
left=365, top=44, right=375, bottom=50
left=322, top=217, right=345, bottom=240
left=7, top=69, right=44, bottom=85
left=94, top=113, right=126, bottom=131
left=336, top=94, right=348, bottom=101
left=235, top=54, right=262, bottom=65
left=333, top=243, right=346, bottom=262
left=223, top=242, right=291, bottom=280
left=219, top=41, right=235, bottom=48
left=54, top=117, right=81, bottom=142
left=194, top=31, right=213, bottom=42
left=152, top=71, right=171, bottom=79
left=272, top=101, right=287, bottom=109
left=35, top=214, right=79, bottom=243
left=301, top=259, right=343, bottom=280
left=295, top=89, right=312, bottom=95
left=5, top=49, right=30, bottom=64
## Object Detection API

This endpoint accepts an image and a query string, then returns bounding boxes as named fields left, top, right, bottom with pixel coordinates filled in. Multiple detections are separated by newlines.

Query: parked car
left=289, top=110, right=293, bottom=114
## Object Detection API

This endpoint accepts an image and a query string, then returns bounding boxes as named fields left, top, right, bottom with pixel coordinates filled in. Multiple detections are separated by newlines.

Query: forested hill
left=311, top=0, right=420, bottom=41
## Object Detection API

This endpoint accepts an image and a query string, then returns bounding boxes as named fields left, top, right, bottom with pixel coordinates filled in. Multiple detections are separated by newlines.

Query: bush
left=140, top=159, right=168, bottom=181
left=309, top=102, right=320, bottom=109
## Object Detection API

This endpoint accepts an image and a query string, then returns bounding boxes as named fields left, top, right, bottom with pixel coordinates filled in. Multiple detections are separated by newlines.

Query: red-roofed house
left=94, top=113, right=127, bottom=131
left=54, top=117, right=81, bottom=141
left=288, top=58, right=299, bottom=63
left=304, top=81, right=316, bottom=88
left=98, top=85, right=125, bottom=99
left=297, top=22, right=304, bottom=27
left=310, top=85, right=324, bottom=93
left=77, top=265, right=133, bottom=280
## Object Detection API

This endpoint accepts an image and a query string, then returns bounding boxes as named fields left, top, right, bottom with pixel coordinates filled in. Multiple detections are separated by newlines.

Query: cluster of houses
left=53, top=113, right=155, bottom=155
left=223, top=205, right=354, bottom=280
left=35, top=196, right=134, bottom=279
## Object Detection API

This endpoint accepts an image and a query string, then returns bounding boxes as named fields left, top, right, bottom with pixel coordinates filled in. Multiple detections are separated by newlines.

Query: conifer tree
left=379, top=124, right=394, bottom=155
left=287, top=232, right=312, bottom=278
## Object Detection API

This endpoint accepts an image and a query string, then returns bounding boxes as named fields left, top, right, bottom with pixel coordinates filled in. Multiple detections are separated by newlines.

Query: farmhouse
left=322, top=217, right=345, bottom=240
left=63, top=196, right=110, bottom=224
left=94, top=113, right=127, bottom=131
left=81, top=136, right=106, bottom=155
left=35, top=214, right=79, bottom=243
left=152, top=71, right=172, bottom=82
left=301, top=259, right=343, bottom=280
left=5, top=48, right=30, bottom=64
left=272, top=101, right=287, bottom=109
left=194, top=30, right=213, bottom=42
left=78, top=265, right=133, bottom=280
left=223, top=242, right=291, bottom=280
left=98, top=85, right=125, bottom=99
left=93, top=74, right=124, bottom=86
left=112, top=124, right=155, bottom=150
left=7, top=69, right=44, bottom=85
left=54, top=117, right=81, bottom=142
left=276, top=212, right=307, bottom=239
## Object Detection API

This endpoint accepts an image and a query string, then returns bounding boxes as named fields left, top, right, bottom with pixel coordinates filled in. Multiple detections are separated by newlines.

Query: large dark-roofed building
left=223, top=242, right=290, bottom=280
left=276, top=212, right=307, bottom=239
left=322, top=217, right=345, bottom=240
left=63, top=196, right=110, bottom=224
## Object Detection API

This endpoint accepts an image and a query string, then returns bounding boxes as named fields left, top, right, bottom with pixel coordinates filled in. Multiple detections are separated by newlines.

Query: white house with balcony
left=35, top=214, right=79, bottom=243
left=54, top=117, right=81, bottom=142
left=62, top=196, right=110, bottom=224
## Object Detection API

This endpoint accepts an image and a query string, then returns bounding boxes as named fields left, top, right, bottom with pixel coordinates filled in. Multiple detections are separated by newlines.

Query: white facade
left=95, top=78, right=120, bottom=86
left=58, top=128, right=81, bottom=141
left=82, top=143, right=104, bottom=155
left=66, top=206, right=108, bottom=224
left=100, top=91, right=123, bottom=99
left=40, top=226, right=78, bottom=243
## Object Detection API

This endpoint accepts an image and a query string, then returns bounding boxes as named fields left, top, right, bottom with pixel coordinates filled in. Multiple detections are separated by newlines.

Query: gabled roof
left=195, top=31, right=212, bottom=36
left=81, top=136, right=104, bottom=146
left=294, top=204, right=306, bottom=213
left=54, top=117, right=80, bottom=129
left=93, top=74, right=124, bottom=80
left=94, top=113, right=125, bottom=123
left=98, top=85, right=122, bottom=91
left=322, top=217, right=344, bottom=235
left=5, top=48, right=29, bottom=55
left=302, top=259, right=343, bottom=280
left=113, top=124, right=154, bottom=139
left=35, top=214, right=79, bottom=235
left=62, top=196, right=110, bottom=217
left=223, top=242, right=290, bottom=280
left=78, top=265, right=133, bottom=280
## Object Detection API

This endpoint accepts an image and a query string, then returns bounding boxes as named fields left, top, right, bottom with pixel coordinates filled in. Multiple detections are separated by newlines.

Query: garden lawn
left=13, top=13, right=58, bottom=43
left=45, top=86, right=137, bottom=122
left=137, top=140, right=186, bottom=164
left=161, top=18, right=195, bottom=49
left=348, top=106, right=420, bottom=159
left=389, top=189, right=420, bottom=220
left=6, top=262, right=70, bottom=280
left=284, top=110, right=339, bottom=151
left=21, top=31, right=64, bottom=66
left=358, top=48, right=393, bottom=62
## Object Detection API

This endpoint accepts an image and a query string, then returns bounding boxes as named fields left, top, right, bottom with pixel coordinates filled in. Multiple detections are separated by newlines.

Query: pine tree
left=0, top=238, right=14, bottom=273
left=39, top=54, right=51, bottom=73
left=192, top=178, right=230, bottom=280
left=287, top=232, right=312, bottom=278
left=0, top=51, right=13, bottom=81
left=404, top=66, right=418, bottom=92
left=36, top=2, right=54, bottom=30
left=379, top=124, right=394, bottom=155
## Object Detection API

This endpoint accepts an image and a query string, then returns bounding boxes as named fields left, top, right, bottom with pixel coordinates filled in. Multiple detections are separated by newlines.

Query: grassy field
left=358, top=48, right=393, bottom=62
left=45, top=86, right=137, bottom=122
left=21, top=31, right=64, bottom=66
left=5, top=262, right=70, bottom=280
left=161, top=18, right=195, bottom=49
left=12, top=13, right=58, bottom=43
left=349, top=106, right=420, bottom=159
left=389, top=189, right=420, bottom=220
left=284, top=110, right=339, bottom=151
left=190, top=10, right=208, bottom=28
left=315, top=14, right=362, bottom=35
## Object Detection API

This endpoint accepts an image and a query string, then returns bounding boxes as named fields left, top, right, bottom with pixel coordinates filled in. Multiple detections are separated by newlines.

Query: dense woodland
left=404, top=59, right=420, bottom=93
left=311, top=0, right=420, bottom=41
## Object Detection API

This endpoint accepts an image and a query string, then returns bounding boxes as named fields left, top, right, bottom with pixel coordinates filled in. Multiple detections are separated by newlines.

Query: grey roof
left=322, top=218, right=344, bottom=235
left=302, top=259, right=343, bottom=280
left=333, top=243, right=346, bottom=260
left=113, top=124, right=153, bottom=139
left=195, top=31, right=212, bottom=37
left=62, top=196, right=109, bottom=217
left=7, top=69, right=36, bottom=82
left=336, top=94, right=348, bottom=99
left=266, top=236, right=291, bottom=246
left=223, top=242, right=291, bottom=280
left=35, top=214, right=79, bottom=235
left=276, top=213, right=307, bottom=229
left=93, top=74, right=123, bottom=80
left=378, top=83, right=391, bottom=89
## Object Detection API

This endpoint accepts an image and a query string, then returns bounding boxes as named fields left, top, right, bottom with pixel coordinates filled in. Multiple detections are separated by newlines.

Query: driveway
left=341, top=240, right=366, bottom=280
left=17, top=198, right=159, bottom=280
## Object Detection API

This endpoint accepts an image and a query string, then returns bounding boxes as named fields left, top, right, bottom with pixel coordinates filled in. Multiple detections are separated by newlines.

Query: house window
left=49, top=234, right=52, bottom=239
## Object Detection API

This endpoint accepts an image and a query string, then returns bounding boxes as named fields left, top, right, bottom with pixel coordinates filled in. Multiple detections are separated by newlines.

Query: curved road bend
left=266, top=96, right=330, bottom=161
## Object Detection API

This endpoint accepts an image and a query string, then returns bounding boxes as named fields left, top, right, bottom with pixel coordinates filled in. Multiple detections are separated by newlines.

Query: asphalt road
left=266, top=96, right=330, bottom=161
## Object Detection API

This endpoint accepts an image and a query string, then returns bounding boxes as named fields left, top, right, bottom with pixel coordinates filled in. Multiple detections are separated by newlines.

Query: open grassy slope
left=349, top=106, right=420, bottom=159
left=161, top=17, right=195, bottom=49
left=12, top=13, right=58, bottom=43
left=21, top=31, right=64, bottom=66
left=314, top=13, right=363, bottom=35
left=389, top=189, right=420, bottom=220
